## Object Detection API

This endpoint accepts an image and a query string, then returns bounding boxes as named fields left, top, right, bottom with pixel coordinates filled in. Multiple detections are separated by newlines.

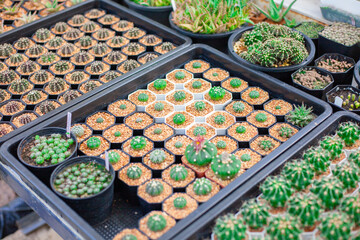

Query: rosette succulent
left=285, top=104, right=315, bottom=127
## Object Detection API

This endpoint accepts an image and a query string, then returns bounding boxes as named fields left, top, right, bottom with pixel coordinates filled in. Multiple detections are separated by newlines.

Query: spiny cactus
left=9, top=53, right=24, bottom=65
left=149, top=149, right=166, bottom=164
left=33, top=70, right=49, bottom=83
left=0, top=90, right=7, bottom=102
left=54, top=61, right=70, bottom=73
left=169, top=165, right=188, bottom=181
left=87, top=136, right=101, bottom=149
left=266, top=214, right=302, bottom=240
left=53, top=22, right=68, bottom=33
left=173, top=196, right=187, bottom=209
left=117, top=20, right=130, bottom=29
left=281, top=160, right=314, bottom=191
left=208, top=87, right=226, bottom=101
left=348, top=150, right=360, bottom=168
left=126, top=43, right=140, bottom=53
left=303, top=146, right=330, bottom=174
left=255, top=112, right=267, bottom=122
left=101, top=14, right=115, bottom=23
left=110, top=36, right=125, bottom=46
left=26, top=90, right=41, bottom=103
left=285, top=104, right=315, bottom=128
left=71, top=125, right=84, bottom=137
left=340, top=195, right=360, bottom=226
left=332, top=162, right=360, bottom=189
left=40, top=52, right=57, bottom=64
left=185, top=137, right=217, bottom=166
left=35, top=28, right=51, bottom=41
left=192, top=80, right=202, bottom=89
left=320, top=135, right=344, bottom=160
left=59, top=43, right=76, bottom=56
left=278, top=126, right=294, bottom=138
left=127, top=27, right=141, bottom=38
left=141, top=53, right=158, bottom=63
left=260, top=175, right=293, bottom=208
left=145, top=180, right=164, bottom=196
left=107, top=51, right=123, bottom=63
left=95, top=28, right=110, bottom=39
left=5, top=101, right=21, bottom=113
left=143, top=35, right=157, bottom=44
left=122, top=60, right=139, bottom=72
left=259, top=139, right=275, bottom=152
left=92, top=43, right=108, bottom=55
left=48, top=37, right=63, bottom=48
left=318, top=212, right=353, bottom=240
left=214, top=114, right=225, bottom=125
left=108, top=151, right=120, bottom=164
left=161, top=42, right=174, bottom=52
left=104, top=71, right=120, bottom=82
left=130, top=136, right=147, bottom=150
left=0, top=43, right=13, bottom=57
left=216, top=140, right=226, bottom=149
left=18, top=114, right=32, bottom=125
left=73, top=51, right=91, bottom=64
left=193, top=126, right=206, bottom=136
left=127, top=165, right=142, bottom=179
left=28, top=44, right=44, bottom=56
left=153, top=79, right=167, bottom=90
left=48, top=78, right=66, bottom=93
left=211, top=152, right=241, bottom=180
left=78, top=36, right=92, bottom=48
left=337, top=122, right=360, bottom=147
left=174, top=91, right=186, bottom=102
left=87, top=9, right=102, bottom=17
left=194, top=101, right=205, bottom=111
left=0, top=70, right=16, bottom=84
left=10, top=78, right=29, bottom=93
left=63, top=90, right=79, bottom=103
left=15, top=37, right=31, bottom=49
left=19, top=61, right=37, bottom=74
left=90, top=61, right=105, bottom=73
left=83, top=81, right=97, bottom=92
left=240, top=199, right=270, bottom=230
left=311, top=176, right=344, bottom=210
left=70, top=14, right=85, bottom=25
left=147, top=214, right=167, bottom=232
left=65, top=28, right=82, bottom=39
left=82, top=21, right=97, bottom=32
left=213, top=213, right=247, bottom=240
left=193, top=177, right=212, bottom=196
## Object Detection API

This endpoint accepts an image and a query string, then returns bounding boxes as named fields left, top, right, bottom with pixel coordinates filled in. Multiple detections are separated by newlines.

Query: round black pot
left=354, top=60, right=360, bottom=87
left=228, top=26, right=316, bottom=84
left=17, top=127, right=78, bottom=184
left=50, top=156, right=115, bottom=225
left=169, top=13, right=246, bottom=51
left=291, top=66, right=334, bottom=100
left=124, top=0, right=172, bottom=27
left=326, top=85, right=360, bottom=114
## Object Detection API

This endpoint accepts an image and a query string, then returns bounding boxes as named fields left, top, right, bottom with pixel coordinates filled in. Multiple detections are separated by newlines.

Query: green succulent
left=318, top=212, right=353, bottom=240
left=194, top=101, right=205, bottom=111
left=208, top=87, right=226, bottom=101
left=145, top=180, right=164, bottom=196
left=266, top=214, right=302, bottom=240
left=130, top=136, right=147, bottom=150
left=185, top=137, right=217, bottom=167
left=211, top=153, right=241, bottom=180
left=240, top=199, right=270, bottom=230
left=193, top=177, right=212, bottom=196
left=285, top=104, right=315, bottom=128
left=173, top=113, right=186, bottom=125
left=213, top=213, right=247, bottom=240
left=281, top=160, right=314, bottom=191
left=260, top=175, right=293, bottom=208
left=147, top=214, right=167, bottom=232
left=303, top=146, right=330, bottom=174
left=193, top=126, right=207, bottom=136
left=87, top=137, right=101, bottom=150
left=310, top=176, right=344, bottom=210
left=337, top=122, right=360, bottom=147
left=332, top=162, right=360, bottom=189
left=153, top=79, right=167, bottom=90
left=173, top=196, right=187, bottom=209
left=170, top=165, right=188, bottom=181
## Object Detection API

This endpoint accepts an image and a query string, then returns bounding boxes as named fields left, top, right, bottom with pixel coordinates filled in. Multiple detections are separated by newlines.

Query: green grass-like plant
left=131, top=0, right=170, bottom=6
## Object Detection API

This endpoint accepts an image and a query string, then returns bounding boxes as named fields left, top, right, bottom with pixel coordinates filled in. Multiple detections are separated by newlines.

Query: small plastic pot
left=354, top=60, right=360, bottom=87
left=124, top=0, right=172, bottom=27
left=315, top=53, right=355, bottom=85
left=50, top=156, right=115, bottom=225
left=228, top=26, right=315, bottom=84
left=291, top=66, right=334, bottom=100
left=326, top=85, right=360, bottom=114
left=17, top=127, right=78, bottom=183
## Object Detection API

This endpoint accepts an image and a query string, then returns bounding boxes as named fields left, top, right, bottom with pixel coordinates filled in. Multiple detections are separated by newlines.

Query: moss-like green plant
left=260, top=175, right=293, bottom=208
left=240, top=199, right=270, bottom=230
left=310, top=176, right=344, bottom=210
left=213, top=213, right=247, bottom=240
left=285, top=104, right=315, bottom=128
left=281, top=160, right=314, bottom=191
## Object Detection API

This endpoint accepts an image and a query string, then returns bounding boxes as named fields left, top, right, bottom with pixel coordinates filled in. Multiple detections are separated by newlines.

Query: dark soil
left=328, top=89, right=360, bottom=111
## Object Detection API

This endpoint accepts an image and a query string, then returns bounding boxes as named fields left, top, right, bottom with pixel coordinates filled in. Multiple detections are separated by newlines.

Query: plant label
left=334, top=96, right=343, bottom=107
left=66, top=112, right=72, bottom=138
left=105, top=150, right=109, bottom=171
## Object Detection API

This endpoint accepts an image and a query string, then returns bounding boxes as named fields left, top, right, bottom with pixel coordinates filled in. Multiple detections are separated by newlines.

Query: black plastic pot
left=326, top=85, right=360, bottom=114
left=17, top=127, right=78, bottom=183
left=291, top=66, right=334, bottom=100
left=315, top=53, right=355, bottom=86
left=228, top=26, right=316, bottom=83
left=50, top=156, right=115, bottom=225
left=355, top=60, right=360, bottom=87
left=124, top=0, right=172, bottom=27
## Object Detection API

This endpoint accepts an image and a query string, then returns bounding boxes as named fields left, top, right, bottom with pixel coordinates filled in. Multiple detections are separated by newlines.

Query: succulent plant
left=38, top=101, right=55, bottom=114
left=320, top=135, right=344, bottom=160
left=48, top=37, right=63, bottom=48
left=82, top=21, right=97, bottom=32
left=83, top=81, right=97, bottom=92
left=311, top=176, right=344, bottom=210
left=19, top=114, right=32, bottom=125
left=143, top=35, right=157, bottom=44
left=145, top=180, right=164, bottom=196
left=147, top=214, right=167, bottom=232
left=73, top=51, right=90, bottom=64
left=192, top=80, right=202, bottom=89
left=208, top=87, right=225, bottom=101
left=87, top=136, right=101, bottom=149
left=92, top=43, right=108, bottom=56
left=20, top=61, right=37, bottom=73
left=333, top=162, right=360, bottom=189
left=259, top=139, right=274, bottom=152
left=185, top=137, right=217, bottom=166
left=173, top=196, right=187, bottom=209
left=193, top=177, right=212, bottom=196
left=153, top=128, right=162, bottom=135
left=127, top=27, right=141, bottom=37
left=320, top=22, right=360, bottom=47
left=110, top=36, right=125, bottom=46
left=88, top=9, right=102, bottom=17
left=59, top=43, right=76, bottom=56
left=78, top=36, right=92, bottom=48
left=137, top=93, right=149, bottom=102
left=5, top=101, right=21, bottom=113
left=122, top=60, right=139, bottom=72
left=174, top=141, right=183, bottom=148
left=107, top=151, right=120, bottom=164
left=278, top=126, right=294, bottom=138
left=104, top=71, right=120, bottom=82
left=54, top=22, right=68, bottom=33
left=161, top=42, right=174, bottom=52
left=240, top=153, right=251, bottom=162
left=90, top=61, right=105, bottom=73
left=213, top=213, right=247, bottom=240
left=281, top=160, right=314, bottom=191
left=348, top=150, right=360, bottom=168
left=126, top=43, right=140, bottom=53
left=211, top=152, right=241, bottom=180
left=255, top=112, right=267, bottom=122
left=154, top=102, right=164, bottom=111
left=10, top=78, right=29, bottom=93
left=48, top=78, right=66, bottom=92
left=240, top=199, right=270, bottom=230
left=15, top=38, right=31, bottom=49
left=172, top=113, right=185, bottom=125
left=266, top=214, right=302, bottom=240
left=105, top=51, right=122, bottom=63
left=216, top=140, right=226, bottom=149
left=318, top=212, right=353, bottom=240
left=232, top=102, right=245, bottom=113
left=70, top=14, right=85, bottom=24
left=337, top=122, right=360, bottom=147
left=63, top=90, right=79, bottom=103
left=64, top=28, right=81, bottom=40
left=174, top=71, right=185, bottom=80
left=95, top=28, right=110, bottom=40
left=153, top=79, right=167, bottom=90
left=260, top=175, right=293, bottom=208
left=229, top=78, right=242, bottom=88
left=0, top=70, right=16, bottom=84
left=192, top=102, right=204, bottom=112
left=295, top=21, right=324, bottom=39
left=71, top=125, right=84, bottom=137
left=143, top=53, right=159, bottom=64
left=249, top=90, right=260, bottom=99
left=0, top=90, right=7, bottom=102
left=303, top=146, right=330, bottom=174
left=340, top=194, right=360, bottom=226
left=101, top=14, right=115, bottom=23
left=149, top=149, right=166, bottom=164
left=193, top=126, right=206, bottom=136
left=173, top=91, right=186, bottom=102
left=130, top=136, right=147, bottom=150
left=35, top=28, right=51, bottom=41
left=214, top=114, right=225, bottom=125
left=170, top=165, right=188, bottom=181
left=33, top=70, right=49, bottom=83
left=0, top=44, right=13, bottom=57
left=127, top=165, right=142, bottom=179
left=40, top=52, right=57, bottom=64
left=286, top=104, right=315, bottom=128
left=54, top=61, right=70, bottom=73
left=9, top=53, right=24, bottom=65
left=117, top=20, right=130, bottom=29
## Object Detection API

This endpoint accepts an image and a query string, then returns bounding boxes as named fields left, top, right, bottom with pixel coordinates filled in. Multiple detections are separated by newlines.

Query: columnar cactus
left=303, top=146, right=330, bottom=174
left=10, top=78, right=29, bottom=93
left=145, top=180, right=164, bottom=196
left=213, top=213, right=247, bottom=240
left=65, top=28, right=81, bottom=39
left=320, top=135, right=344, bottom=160
left=211, top=152, right=241, bottom=180
left=26, top=90, right=41, bottom=102
left=266, top=214, right=302, bottom=240
left=20, top=61, right=37, bottom=73
left=48, top=37, right=63, bottom=48
left=63, top=90, right=79, bottom=103
left=318, top=212, right=353, bottom=240
left=122, top=60, right=139, bottom=72
left=92, top=43, right=108, bottom=55
left=240, top=199, right=270, bottom=230
left=33, top=70, right=49, bottom=83
left=0, top=70, right=16, bottom=84
left=5, top=101, right=20, bottom=113
left=48, top=78, right=66, bottom=92
left=260, top=175, right=293, bottom=208
left=90, top=61, right=104, bottom=73
left=208, top=87, right=226, bottom=101
left=193, top=178, right=212, bottom=196
left=332, top=162, right=360, bottom=189
left=337, top=122, right=360, bottom=147
left=185, top=137, right=217, bottom=167
left=38, top=101, right=55, bottom=114
left=170, top=165, right=188, bottom=181
left=310, top=176, right=344, bottom=210
left=130, top=136, right=147, bottom=150
left=54, top=61, right=70, bottom=73
left=127, top=165, right=142, bottom=179
left=59, top=43, right=76, bottom=56
left=149, top=149, right=166, bottom=164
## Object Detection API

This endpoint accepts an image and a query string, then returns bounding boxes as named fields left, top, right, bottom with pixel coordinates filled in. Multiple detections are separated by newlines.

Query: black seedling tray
left=173, top=111, right=358, bottom=240
left=0, top=0, right=190, bottom=145
left=0, top=44, right=331, bottom=240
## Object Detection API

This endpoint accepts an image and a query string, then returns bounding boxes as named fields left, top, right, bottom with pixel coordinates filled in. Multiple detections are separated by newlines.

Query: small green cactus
left=19, top=114, right=32, bottom=125
left=153, top=79, right=167, bottom=90
left=86, top=137, right=101, bottom=149
left=174, top=141, right=183, bottom=148
left=303, top=146, right=330, bottom=174
left=82, top=21, right=97, bottom=32
left=138, top=93, right=148, bottom=102
left=192, top=81, right=202, bottom=89
left=0, top=89, right=7, bottom=102
left=193, top=126, right=206, bottom=136
left=240, top=199, right=270, bottom=230
left=65, top=28, right=81, bottom=39
left=170, top=165, right=188, bottom=181
left=71, top=14, right=85, bottom=24
left=0, top=70, right=16, bottom=84
left=48, top=78, right=66, bottom=93
left=320, top=135, right=344, bottom=160
left=15, top=38, right=31, bottom=49
left=147, top=214, right=167, bottom=232
left=127, top=27, right=140, bottom=37
left=249, top=90, right=260, bottom=99
left=337, top=122, right=360, bottom=147
left=63, top=90, right=79, bottom=103
left=9, top=53, right=24, bottom=65
left=318, top=212, right=353, bottom=240
left=117, top=20, right=129, bottom=28
left=41, top=52, right=57, bottom=64
left=20, top=61, right=37, bottom=74
left=90, top=61, right=105, bottom=73
left=259, top=139, right=274, bottom=151
left=194, top=101, right=205, bottom=111
left=83, top=81, right=97, bottom=92
left=214, top=114, right=225, bottom=125
left=278, top=126, right=294, bottom=138
left=33, top=71, right=49, bottom=84
left=193, top=177, right=212, bottom=196
left=348, top=150, right=360, bottom=168
left=154, top=102, right=164, bottom=111
left=54, top=22, right=68, bottom=33
left=126, top=165, right=142, bottom=179
left=211, top=152, right=241, bottom=180
left=71, top=125, right=84, bottom=137
left=311, top=176, right=344, bottom=210
left=230, top=78, right=242, bottom=88
left=35, top=28, right=51, bottom=40
left=255, top=112, right=267, bottom=122
left=236, top=125, right=246, bottom=134
left=145, top=180, right=164, bottom=196
left=208, top=87, right=226, bottom=101
left=38, top=101, right=55, bottom=114
left=54, top=61, right=70, bottom=73
left=285, top=104, right=315, bottom=128
left=161, top=42, right=174, bottom=51
left=174, top=91, right=186, bottom=102
left=149, top=149, right=166, bottom=164
left=5, top=101, right=20, bottom=113
left=95, top=28, right=110, bottom=40
left=126, top=43, right=140, bottom=53
left=216, top=140, right=226, bottom=149
left=108, top=151, right=120, bottom=164
left=153, top=127, right=162, bottom=135
left=174, top=71, right=185, bottom=80
left=266, top=214, right=302, bottom=240
left=111, top=36, right=125, bottom=46
left=122, top=60, right=139, bottom=72
left=241, top=154, right=251, bottom=161
left=213, top=213, right=247, bottom=240
left=173, top=197, right=187, bottom=209
left=281, top=160, right=314, bottom=191
left=10, top=78, right=29, bottom=93
left=340, top=195, right=360, bottom=226
left=232, top=102, right=245, bottom=113
left=333, top=162, right=360, bottom=189
left=74, top=51, right=91, bottom=64
left=143, top=35, right=156, bottom=44
left=79, top=36, right=92, bottom=48
left=130, top=136, right=147, bottom=150
left=185, top=137, right=217, bottom=166
left=48, top=37, right=63, bottom=48
left=172, top=113, right=185, bottom=125
left=59, top=43, right=76, bottom=56
left=260, top=175, right=293, bottom=208
left=28, top=44, right=44, bottom=56
left=104, top=71, right=120, bottom=82
left=0, top=44, right=12, bottom=57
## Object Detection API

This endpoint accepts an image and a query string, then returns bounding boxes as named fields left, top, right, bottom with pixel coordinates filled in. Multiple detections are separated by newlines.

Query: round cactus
left=137, top=93, right=149, bottom=102
left=318, top=212, right=353, bottom=240
left=281, top=160, right=314, bottom=191
left=161, top=42, right=174, bottom=51
left=174, top=91, right=186, bottom=102
left=208, top=87, right=226, bottom=101
left=194, top=101, right=205, bottom=111
left=216, top=140, right=226, bottom=149
left=126, top=43, right=140, bottom=53
left=5, top=101, right=20, bottom=113
left=54, top=61, right=70, bottom=73
left=337, top=122, right=360, bottom=147
left=128, top=28, right=142, bottom=38
left=74, top=51, right=91, bottom=64
left=54, top=22, right=68, bottom=33
left=230, top=78, right=242, bottom=88
left=121, top=235, right=136, bottom=240
left=88, top=9, right=102, bottom=17
left=35, top=28, right=50, bottom=40
left=130, top=136, right=147, bottom=150
left=259, top=139, right=274, bottom=152
left=48, top=78, right=66, bottom=93
left=71, top=72, right=85, bottom=82
left=107, top=51, right=123, bottom=63
left=192, top=62, right=201, bottom=69
left=233, top=102, right=245, bottom=113
left=141, top=53, right=158, bottom=63
left=240, top=199, right=270, bottom=230
left=193, top=177, right=212, bottom=196
left=48, top=37, right=63, bottom=48
left=154, top=102, right=164, bottom=111
left=110, top=36, right=125, bottom=45
left=214, top=114, right=225, bottom=125
left=92, top=43, right=108, bottom=55
left=117, top=20, right=129, bottom=28
left=310, top=176, right=344, bottom=210
left=260, top=175, right=293, bottom=208
left=65, top=28, right=81, bottom=39
left=266, top=214, right=302, bottom=240
left=172, top=113, right=185, bottom=125
left=59, top=43, right=76, bottom=56
left=303, top=146, right=330, bottom=174
left=127, top=165, right=142, bottom=179
left=192, top=81, right=202, bottom=89
left=71, top=125, right=84, bottom=137
left=174, top=141, right=182, bottom=148
left=0, top=44, right=13, bottom=57
left=185, top=137, right=217, bottom=166
left=153, top=79, right=167, bottom=91
left=82, top=21, right=97, bottom=32
left=10, top=78, right=29, bottom=93
left=102, top=14, right=115, bottom=23
left=63, top=90, right=79, bottom=103
left=19, top=114, right=32, bottom=125
left=95, top=28, right=110, bottom=40
left=83, top=81, right=97, bottom=92
left=86, top=137, right=101, bottom=149
left=16, top=38, right=31, bottom=49
left=211, top=152, right=241, bottom=180
left=143, top=35, right=157, bottom=44
left=320, top=135, right=344, bottom=160
left=340, top=194, right=360, bottom=226
left=241, top=154, right=251, bottom=162
left=0, top=70, right=16, bottom=84
left=333, top=162, right=360, bottom=189
left=71, top=14, right=85, bottom=24
left=170, top=165, right=188, bottom=181
left=249, top=90, right=260, bottom=99
left=41, top=52, right=57, bottom=64
left=255, top=112, right=267, bottom=122
left=108, top=151, right=120, bottom=164
left=20, top=61, right=37, bottom=74
left=122, top=60, right=139, bottom=72
left=173, top=197, right=187, bottom=209
left=153, top=127, right=162, bottom=135
left=89, top=61, right=104, bottom=73
left=79, top=36, right=93, bottom=48
left=213, top=213, right=247, bottom=240
left=0, top=89, right=7, bottom=102
left=193, top=126, right=206, bottom=136
left=119, top=104, right=126, bottom=110
left=9, top=53, right=24, bottom=65
left=145, top=180, right=164, bottom=196
left=149, top=149, right=166, bottom=164
left=348, top=150, right=360, bottom=168
left=278, top=126, right=294, bottom=138
left=38, top=101, right=55, bottom=114
left=147, top=214, right=167, bottom=232
left=114, top=131, right=121, bottom=137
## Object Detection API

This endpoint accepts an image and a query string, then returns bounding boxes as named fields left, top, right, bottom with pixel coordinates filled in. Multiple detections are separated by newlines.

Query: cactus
left=119, top=104, right=127, bottom=110
left=127, top=27, right=141, bottom=37
left=174, top=141, right=182, bottom=148
left=86, top=136, right=101, bottom=149
left=5, top=101, right=20, bottom=113
left=82, top=21, right=97, bottom=32
left=78, top=36, right=92, bottom=48
left=104, top=71, right=120, bottom=82
left=59, top=43, right=76, bottom=56
left=54, top=22, right=68, bottom=33
left=249, top=90, right=260, bottom=99
left=16, top=37, right=31, bottom=49
left=10, top=78, right=29, bottom=93
left=259, top=139, right=274, bottom=151
left=143, top=54, right=157, bottom=63
left=70, top=14, right=85, bottom=24
left=340, top=195, right=360, bottom=226
left=48, top=78, right=66, bottom=92
left=137, top=93, right=149, bottom=102
left=333, top=162, right=360, bottom=189
left=95, top=28, right=110, bottom=40
left=0, top=89, right=7, bottom=102
left=193, top=126, right=206, bottom=136
left=192, top=80, right=202, bottom=89
left=9, top=53, right=24, bottom=65
left=63, top=90, right=79, bottom=103
left=41, top=52, right=56, bottom=64
left=232, top=102, right=245, bottom=113
left=147, top=214, right=167, bottom=232
left=122, top=60, right=139, bottom=72
left=107, top=51, right=123, bottom=63
left=92, top=43, right=108, bottom=56
left=0, top=70, right=16, bottom=84
left=127, top=165, right=142, bottom=179
left=208, top=87, right=226, bottom=101
left=213, top=213, right=247, bottom=240
left=19, top=114, right=32, bottom=125
left=20, top=61, right=37, bottom=73
left=260, top=175, right=293, bottom=208
left=303, top=146, right=330, bottom=174
left=0, top=44, right=12, bottom=57
left=236, top=125, right=246, bottom=134
left=149, top=149, right=166, bottom=164
left=83, top=81, right=97, bottom=92
left=185, top=137, right=217, bottom=166
left=88, top=9, right=102, bottom=17
left=287, top=193, right=322, bottom=228
left=153, top=127, right=162, bottom=134
left=278, top=126, right=294, bottom=138
left=266, top=214, right=302, bottom=240
left=54, top=61, right=70, bottom=73
left=255, top=112, right=267, bottom=122
left=153, top=79, right=167, bottom=90
left=48, top=37, right=63, bottom=48
left=216, top=141, right=226, bottom=149
left=281, top=160, right=314, bottom=191
left=145, top=180, right=164, bottom=196
left=35, top=28, right=51, bottom=40
left=229, top=78, right=242, bottom=88
left=154, top=102, right=164, bottom=111
left=311, top=176, right=344, bottom=210
left=130, top=136, right=147, bottom=150
left=74, top=51, right=90, bottom=64
left=173, top=197, right=187, bottom=209
left=110, top=36, right=125, bottom=45
left=96, top=117, right=104, bottom=123
left=172, top=113, right=185, bottom=125
left=320, top=135, right=344, bottom=160
left=318, top=212, right=352, bottom=240
left=143, top=35, right=157, bottom=44
left=90, top=61, right=105, bottom=73
left=170, top=165, right=188, bottom=181
left=71, top=125, right=84, bottom=137
left=240, top=199, right=270, bottom=230
left=161, top=42, right=174, bottom=51
left=38, top=101, right=55, bottom=114
left=108, top=151, right=120, bottom=164
left=194, top=101, right=205, bottom=111
left=285, top=104, right=315, bottom=128
left=126, top=43, right=140, bottom=53
left=337, top=122, right=360, bottom=147
left=211, top=152, right=241, bottom=180
left=174, top=91, right=186, bottom=102
left=101, top=14, right=114, bottom=23
left=240, top=154, right=251, bottom=162
left=64, top=28, right=81, bottom=39
left=33, top=70, right=49, bottom=83
left=348, top=150, right=360, bottom=168
left=193, top=177, right=212, bottom=195
left=117, top=20, right=129, bottom=28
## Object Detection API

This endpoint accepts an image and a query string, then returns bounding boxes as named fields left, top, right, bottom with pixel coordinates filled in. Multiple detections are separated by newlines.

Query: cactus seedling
left=71, top=125, right=84, bottom=137
left=192, top=81, right=202, bottom=89
left=348, top=150, right=360, bottom=168
left=193, top=177, right=212, bottom=196
left=41, top=52, right=57, bottom=64
left=303, top=146, right=330, bottom=174
left=185, top=137, right=217, bottom=166
left=35, top=28, right=51, bottom=41
left=138, top=93, right=149, bottom=102
left=266, top=214, right=302, bottom=240
left=5, top=101, right=21, bottom=114
left=65, top=28, right=82, bottom=39
left=108, top=151, right=120, bottom=164
left=28, top=44, right=44, bottom=56
left=311, top=176, right=344, bottom=210
left=194, top=101, right=205, bottom=111
left=173, top=91, right=186, bottom=102
left=86, top=137, right=101, bottom=149
left=211, top=152, right=241, bottom=180
left=48, top=78, right=66, bottom=93
left=173, top=197, right=187, bottom=209
left=130, top=136, right=147, bottom=150
left=208, top=87, right=226, bottom=101
left=104, top=71, right=120, bottom=82
left=15, top=38, right=31, bottom=49
left=193, top=126, right=206, bottom=136
left=54, top=22, right=68, bottom=33
left=255, top=112, right=267, bottom=122
left=90, top=61, right=105, bottom=73
left=78, top=36, right=92, bottom=48
left=147, top=214, right=166, bottom=232
left=214, top=114, right=225, bottom=125
left=0, top=70, right=17, bottom=84
left=260, top=175, right=293, bottom=208
left=19, top=61, right=37, bottom=74
left=63, top=90, right=79, bottom=103
left=172, top=113, right=185, bottom=125
left=122, top=60, right=139, bottom=72
left=54, top=61, right=70, bottom=73
left=240, top=199, right=270, bottom=230
left=161, top=42, right=174, bottom=52
left=0, top=44, right=13, bottom=58
left=340, top=195, right=360, bottom=226
left=232, top=102, right=245, bottom=113
left=145, top=180, right=164, bottom=196
left=149, top=149, right=166, bottom=164
left=170, top=165, right=188, bottom=181
left=127, top=165, right=142, bottom=179
left=278, top=126, right=294, bottom=138
left=249, top=90, right=260, bottom=99
left=48, top=37, right=63, bottom=48
left=332, top=162, right=360, bottom=190
left=19, top=114, right=32, bottom=125
left=174, top=141, right=182, bottom=148
left=318, top=212, right=353, bottom=240
left=92, top=43, right=108, bottom=55
left=38, top=101, right=55, bottom=114
left=154, top=102, right=164, bottom=111
left=320, top=135, right=344, bottom=160
left=259, top=139, right=274, bottom=151
left=74, top=51, right=91, bottom=64
left=337, top=122, right=360, bottom=147
left=236, top=125, right=246, bottom=134
left=0, top=90, right=7, bottom=102
left=213, top=213, right=247, bottom=240
left=281, top=160, right=314, bottom=191
left=286, top=104, right=315, bottom=128
left=10, top=78, right=29, bottom=93
left=59, top=43, right=76, bottom=56
left=229, top=78, right=242, bottom=88
left=153, top=128, right=162, bottom=135
left=216, top=141, right=226, bottom=149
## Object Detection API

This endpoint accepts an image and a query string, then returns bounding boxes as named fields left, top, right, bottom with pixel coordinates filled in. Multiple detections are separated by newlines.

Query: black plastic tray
left=0, top=44, right=332, bottom=240
left=0, top=0, right=190, bottom=145
left=173, top=111, right=357, bottom=240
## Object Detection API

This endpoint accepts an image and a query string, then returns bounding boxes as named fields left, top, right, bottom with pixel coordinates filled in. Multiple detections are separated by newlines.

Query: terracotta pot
left=249, top=13, right=266, bottom=24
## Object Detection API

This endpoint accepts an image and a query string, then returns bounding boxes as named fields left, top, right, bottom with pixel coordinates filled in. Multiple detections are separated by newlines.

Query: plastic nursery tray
left=0, top=0, right=190, bottom=145
left=0, top=44, right=332, bottom=240
left=174, top=111, right=358, bottom=240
